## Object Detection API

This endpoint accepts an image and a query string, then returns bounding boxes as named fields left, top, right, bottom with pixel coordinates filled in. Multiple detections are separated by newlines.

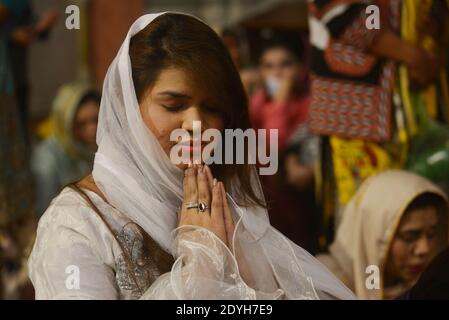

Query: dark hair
left=78, top=90, right=101, bottom=108
left=129, top=13, right=265, bottom=207
left=405, top=192, right=448, bottom=219
left=259, top=35, right=304, bottom=62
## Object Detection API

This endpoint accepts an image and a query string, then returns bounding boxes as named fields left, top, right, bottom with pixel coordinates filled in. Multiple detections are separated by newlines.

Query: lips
left=407, top=264, right=425, bottom=275
left=178, top=140, right=207, bottom=153
left=185, top=145, right=202, bottom=152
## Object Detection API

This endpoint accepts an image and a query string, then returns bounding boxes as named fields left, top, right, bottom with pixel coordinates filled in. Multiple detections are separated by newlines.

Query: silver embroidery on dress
left=114, top=222, right=174, bottom=299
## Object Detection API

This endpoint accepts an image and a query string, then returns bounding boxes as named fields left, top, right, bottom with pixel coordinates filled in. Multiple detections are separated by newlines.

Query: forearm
left=368, top=30, right=417, bottom=66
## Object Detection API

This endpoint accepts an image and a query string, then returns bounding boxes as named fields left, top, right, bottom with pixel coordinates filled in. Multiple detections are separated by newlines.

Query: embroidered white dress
left=29, top=187, right=283, bottom=299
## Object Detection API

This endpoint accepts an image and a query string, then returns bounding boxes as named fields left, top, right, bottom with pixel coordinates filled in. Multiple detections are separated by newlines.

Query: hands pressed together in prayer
left=177, top=163, right=256, bottom=287
left=178, top=163, right=235, bottom=250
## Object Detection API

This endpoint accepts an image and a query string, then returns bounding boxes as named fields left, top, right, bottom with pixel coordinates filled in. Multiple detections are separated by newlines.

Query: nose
left=181, top=106, right=204, bottom=134
left=414, top=236, right=430, bottom=257
left=272, top=66, right=283, bottom=78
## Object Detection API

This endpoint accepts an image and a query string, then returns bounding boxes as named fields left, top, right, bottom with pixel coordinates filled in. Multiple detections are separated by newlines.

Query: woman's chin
left=176, top=162, right=189, bottom=170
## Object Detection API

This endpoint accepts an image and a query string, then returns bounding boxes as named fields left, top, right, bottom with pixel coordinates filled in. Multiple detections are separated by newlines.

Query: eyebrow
left=400, top=225, right=438, bottom=234
left=399, top=229, right=422, bottom=235
left=157, top=91, right=192, bottom=99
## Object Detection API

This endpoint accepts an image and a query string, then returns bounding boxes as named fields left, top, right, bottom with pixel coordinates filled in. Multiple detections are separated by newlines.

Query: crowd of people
left=1, top=0, right=449, bottom=300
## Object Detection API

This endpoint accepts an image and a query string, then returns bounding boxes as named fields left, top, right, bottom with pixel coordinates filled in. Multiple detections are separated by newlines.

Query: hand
left=369, top=31, right=439, bottom=90
left=285, top=154, right=314, bottom=190
left=178, top=164, right=235, bottom=248
left=179, top=164, right=255, bottom=286
left=11, top=27, right=35, bottom=47
left=406, top=46, right=439, bottom=90
left=203, top=166, right=255, bottom=286
left=35, top=9, right=59, bottom=35
left=273, top=69, right=297, bottom=103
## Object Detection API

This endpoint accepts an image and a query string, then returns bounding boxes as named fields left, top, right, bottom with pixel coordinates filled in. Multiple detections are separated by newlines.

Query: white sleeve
left=29, top=224, right=119, bottom=300
left=140, top=225, right=284, bottom=300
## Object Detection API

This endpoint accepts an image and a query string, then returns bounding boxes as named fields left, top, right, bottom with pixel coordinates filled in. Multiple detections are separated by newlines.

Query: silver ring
left=185, top=202, right=208, bottom=213
left=186, top=202, right=199, bottom=210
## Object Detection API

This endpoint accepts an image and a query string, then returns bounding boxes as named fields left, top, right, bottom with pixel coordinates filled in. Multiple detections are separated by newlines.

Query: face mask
left=265, top=76, right=280, bottom=98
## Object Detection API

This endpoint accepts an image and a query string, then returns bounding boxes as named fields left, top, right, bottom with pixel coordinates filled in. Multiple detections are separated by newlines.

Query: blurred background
left=28, top=0, right=308, bottom=120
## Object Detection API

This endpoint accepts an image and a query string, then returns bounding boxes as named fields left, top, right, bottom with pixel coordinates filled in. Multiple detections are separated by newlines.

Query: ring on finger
left=198, top=202, right=208, bottom=213
left=185, top=202, right=209, bottom=213
left=186, top=202, right=199, bottom=210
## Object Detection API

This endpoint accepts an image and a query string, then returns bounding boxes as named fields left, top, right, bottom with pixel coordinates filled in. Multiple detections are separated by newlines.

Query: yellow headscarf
left=51, top=82, right=98, bottom=158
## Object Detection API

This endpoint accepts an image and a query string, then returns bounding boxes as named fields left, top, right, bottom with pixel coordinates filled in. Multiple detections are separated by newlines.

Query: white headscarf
left=92, top=12, right=355, bottom=300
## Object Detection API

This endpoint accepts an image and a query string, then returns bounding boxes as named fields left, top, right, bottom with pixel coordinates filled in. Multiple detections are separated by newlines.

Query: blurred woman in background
left=31, top=83, right=100, bottom=215
left=318, top=170, right=449, bottom=299
left=249, top=37, right=318, bottom=252
left=250, top=37, right=309, bottom=151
